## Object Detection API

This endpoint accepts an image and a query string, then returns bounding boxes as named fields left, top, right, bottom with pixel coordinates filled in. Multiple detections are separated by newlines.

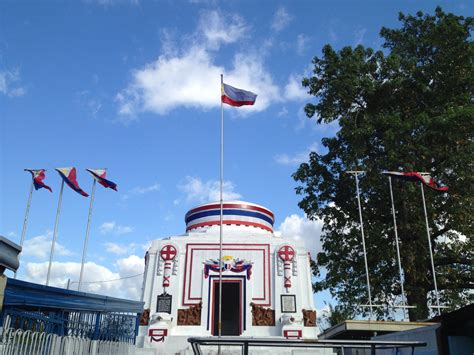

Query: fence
left=0, top=327, right=135, bottom=354
left=0, top=278, right=143, bottom=354
left=187, top=337, right=427, bottom=355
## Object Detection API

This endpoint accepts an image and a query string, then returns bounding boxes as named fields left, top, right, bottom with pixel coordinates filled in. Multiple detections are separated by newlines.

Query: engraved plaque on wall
left=156, top=293, right=172, bottom=313
left=281, top=294, right=296, bottom=313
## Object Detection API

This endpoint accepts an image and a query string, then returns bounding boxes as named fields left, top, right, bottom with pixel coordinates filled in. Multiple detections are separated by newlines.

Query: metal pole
left=420, top=183, right=441, bottom=315
left=350, top=171, right=373, bottom=319
left=15, top=180, right=34, bottom=279
left=141, top=253, right=150, bottom=303
left=388, top=176, right=408, bottom=321
left=148, top=252, right=158, bottom=311
left=46, top=180, right=64, bottom=286
left=218, top=74, right=224, bottom=340
left=78, top=179, right=97, bottom=291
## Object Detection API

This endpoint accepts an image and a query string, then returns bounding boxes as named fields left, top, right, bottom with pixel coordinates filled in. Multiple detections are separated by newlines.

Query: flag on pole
left=56, top=167, right=89, bottom=197
left=221, top=83, right=257, bottom=107
left=25, top=169, right=52, bottom=192
left=382, top=171, right=449, bottom=192
left=86, top=168, right=118, bottom=191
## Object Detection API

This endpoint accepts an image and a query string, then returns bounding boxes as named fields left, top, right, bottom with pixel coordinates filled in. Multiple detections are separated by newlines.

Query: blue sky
left=1, top=1, right=470, bottom=316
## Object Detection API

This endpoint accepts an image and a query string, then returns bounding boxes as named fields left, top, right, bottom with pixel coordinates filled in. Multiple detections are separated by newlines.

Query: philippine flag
left=221, top=83, right=257, bottom=107
left=382, top=171, right=449, bottom=192
left=56, top=167, right=89, bottom=197
left=86, top=168, right=118, bottom=191
left=25, top=169, right=52, bottom=192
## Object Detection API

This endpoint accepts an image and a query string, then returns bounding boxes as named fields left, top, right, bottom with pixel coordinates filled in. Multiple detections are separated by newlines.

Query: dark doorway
left=212, top=281, right=241, bottom=335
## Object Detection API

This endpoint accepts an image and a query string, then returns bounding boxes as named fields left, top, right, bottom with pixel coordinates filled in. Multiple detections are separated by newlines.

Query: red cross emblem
left=160, top=245, right=177, bottom=261
left=278, top=245, right=295, bottom=262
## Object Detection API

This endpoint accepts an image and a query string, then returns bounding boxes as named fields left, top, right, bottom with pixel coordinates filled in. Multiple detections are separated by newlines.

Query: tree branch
left=435, top=256, right=472, bottom=267
left=431, top=226, right=451, bottom=239
left=437, top=282, right=474, bottom=290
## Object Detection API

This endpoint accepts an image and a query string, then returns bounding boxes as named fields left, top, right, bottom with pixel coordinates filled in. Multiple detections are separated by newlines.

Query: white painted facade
left=136, top=201, right=318, bottom=354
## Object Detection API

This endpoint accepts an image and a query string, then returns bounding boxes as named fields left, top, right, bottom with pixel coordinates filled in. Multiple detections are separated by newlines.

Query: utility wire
left=70, top=272, right=144, bottom=285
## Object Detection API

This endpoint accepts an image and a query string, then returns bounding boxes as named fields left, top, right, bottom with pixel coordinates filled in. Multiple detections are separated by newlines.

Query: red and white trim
left=149, top=328, right=168, bottom=343
left=185, top=201, right=274, bottom=233
left=283, top=329, right=302, bottom=340
left=278, top=245, right=295, bottom=290
left=160, top=245, right=177, bottom=290
left=182, top=243, right=271, bottom=306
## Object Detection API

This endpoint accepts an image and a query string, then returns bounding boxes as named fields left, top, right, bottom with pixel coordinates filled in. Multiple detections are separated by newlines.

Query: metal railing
left=188, top=337, right=427, bottom=355
left=1, top=278, right=143, bottom=343
left=0, top=327, right=135, bottom=355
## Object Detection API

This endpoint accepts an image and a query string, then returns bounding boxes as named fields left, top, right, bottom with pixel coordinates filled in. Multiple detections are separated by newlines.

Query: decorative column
left=160, top=245, right=177, bottom=291
left=278, top=245, right=295, bottom=291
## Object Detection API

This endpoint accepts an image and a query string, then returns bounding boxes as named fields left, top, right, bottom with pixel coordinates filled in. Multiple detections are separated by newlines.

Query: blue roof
left=5, top=278, right=143, bottom=313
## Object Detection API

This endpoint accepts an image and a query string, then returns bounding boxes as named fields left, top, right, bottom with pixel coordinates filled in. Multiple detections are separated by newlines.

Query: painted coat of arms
left=203, top=255, right=253, bottom=280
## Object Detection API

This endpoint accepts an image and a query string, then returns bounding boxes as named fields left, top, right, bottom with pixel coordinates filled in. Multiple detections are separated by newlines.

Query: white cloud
left=116, top=225, right=133, bottom=235
left=271, top=7, right=293, bottom=32
left=130, top=183, right=160, bottom=194
left=99, top=222, right=115, bottom=234
left=116, top=47, right=222, bottom=117
left=178, top=176, right=242, bottom=204
left=284, top=74, right=308, bottom=101
left=115, top=255, right=145, bottom=300
left=159, top=28, right=179, bottom=57
left=354, top=28, right=367, bottom=46
left=0, top=69, right=26, bottom=97
left=116, top=47, right=281, bottom=117
left=78, top=90, right=102, bottom=117
left=23, top=256, right=144, bottom=300
left=296, top=34, right=310, bottom=56
left=116, top=11, right=284, bottom=119
left=277, top=214, right=323, bottom=257
left=104, top=242, right=138, bottom=255
left=22, top=232, right=72, bottom=259
left=277, top=107, right=288, bottom=117
left=99, top=221, right=133, bottom=235
left=274, top=142, right=318, bottom=166
left=198, top=10, right=248, bottom=50
left=121, top=183, right=160, bottom=201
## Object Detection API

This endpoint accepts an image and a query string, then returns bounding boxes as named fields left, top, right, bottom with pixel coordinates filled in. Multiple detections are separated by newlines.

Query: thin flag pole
left=15, top=179, right=34, bottom=279
left=46, top=180, right=65, bottom=286
left=78, top=178, right=97, bottom=291
left=420, top=182, right=441, bottom=316
left=218, top=73, right=224, bottom=340
left=388, top=176, right=408, bottom=321
left=348, top=171, right=373, bottom=320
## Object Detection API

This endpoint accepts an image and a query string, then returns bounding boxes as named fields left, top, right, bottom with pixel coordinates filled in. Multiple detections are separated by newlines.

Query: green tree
left=294, top=7, right=473, bottom=321
left=320, top=302, right=355, bottom=331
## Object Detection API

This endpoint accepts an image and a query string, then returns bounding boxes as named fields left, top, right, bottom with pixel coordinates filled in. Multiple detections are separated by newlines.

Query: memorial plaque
left=281, top=294, right=296, bottom=313
left=156, top=293, right=172, bottom=313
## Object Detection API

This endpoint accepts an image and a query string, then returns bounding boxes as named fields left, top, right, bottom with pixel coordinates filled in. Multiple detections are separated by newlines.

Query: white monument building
left=137, top=201, right=318, bottom=353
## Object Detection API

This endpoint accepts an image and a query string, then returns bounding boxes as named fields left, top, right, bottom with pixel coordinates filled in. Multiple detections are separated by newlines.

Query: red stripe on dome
left=186, top=203, right=274, bottom=220
left=186, top=220, right=273, bottom=233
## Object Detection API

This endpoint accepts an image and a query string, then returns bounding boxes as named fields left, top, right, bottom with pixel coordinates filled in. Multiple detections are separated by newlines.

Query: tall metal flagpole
left=388, top=176, right=408, bottom=320
left=420, top=182, right=441, bottom=316
left=218, top=73, right=224, bottom=340
left=46, top=180, right=65, bottom=286
left=78, top=178, right=97, bottom=291
left=348, top=171, right=373, bottom=320
left=15, top=179, right=34, bottom=279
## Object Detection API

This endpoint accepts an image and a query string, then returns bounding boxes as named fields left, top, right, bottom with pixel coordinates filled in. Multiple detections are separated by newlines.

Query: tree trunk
left=398, top=196, right=430, bottom=321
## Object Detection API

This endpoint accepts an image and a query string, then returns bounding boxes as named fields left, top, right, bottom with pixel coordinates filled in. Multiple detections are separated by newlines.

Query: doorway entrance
left=212, top=281, right=241, bottom=335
